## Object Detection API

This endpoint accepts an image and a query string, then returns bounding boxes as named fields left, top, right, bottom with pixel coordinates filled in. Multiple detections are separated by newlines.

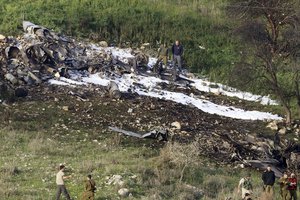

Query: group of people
left=154, top=40, right=184, bottom=78
left=238, top=166, right=298, bottom=200
left=56, top=164, right=96, bottom=200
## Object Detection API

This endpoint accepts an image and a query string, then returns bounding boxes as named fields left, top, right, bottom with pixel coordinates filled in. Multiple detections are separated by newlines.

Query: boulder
left=266, top=121, right=278, bottom=131
left=118, top=188, right=129, bottom=197
left=99, top=41, right=108, bottom=47
left=171, top=121, right=181, bottom=130
left=0, top=34, right=5, bottom=40
left=106, top=174, right=123, bottom=186
left=278, top=127, right=287, bottom=135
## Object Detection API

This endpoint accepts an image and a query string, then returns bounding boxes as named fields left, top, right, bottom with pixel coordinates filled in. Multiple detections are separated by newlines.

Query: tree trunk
left=283, top=104, right=292, bottom=125
left=274, top=86, right=291, bottom=124
left=294, top=75, right=300, bottom=118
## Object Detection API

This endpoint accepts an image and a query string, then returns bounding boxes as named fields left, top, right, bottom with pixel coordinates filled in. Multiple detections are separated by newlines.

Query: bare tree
left=227, top=0, right=300, bottom=123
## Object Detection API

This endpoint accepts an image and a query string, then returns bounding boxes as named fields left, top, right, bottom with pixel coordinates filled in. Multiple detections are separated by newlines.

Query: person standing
left=56, top=164, right=72, bottom=200
left=262, top=166, right=276, bottom=196
left=278, top=172, right=289, bottom=200
left=238, top=173, right=253, bottom=199
left=153, top=43, right=169, bottom=74
left=157, top=43, right=169, bottom=66
left=287, top=173, right=297, bottom=200
left=171, top=40, right=183, bottom=78
left=81, top=174, right=96, bottom=200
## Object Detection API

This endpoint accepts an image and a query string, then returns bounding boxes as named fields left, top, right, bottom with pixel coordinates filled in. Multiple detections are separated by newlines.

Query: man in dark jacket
left=171, top=40, right=183, bottom=77
left=262, top=166, right=276, bottom=196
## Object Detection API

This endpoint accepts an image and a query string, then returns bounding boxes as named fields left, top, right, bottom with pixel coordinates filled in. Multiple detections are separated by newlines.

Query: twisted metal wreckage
left=1, top=22, right=300, bottom=175
left=0, top=21, right=149, bottom=90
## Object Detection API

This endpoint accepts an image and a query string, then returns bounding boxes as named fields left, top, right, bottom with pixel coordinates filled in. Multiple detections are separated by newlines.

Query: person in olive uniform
left=153, top=43, right=169, bottom=74
left=278, top=172, right=289, bottom=200
left=157, top=43, right=169, bottom=66
left=81, top=174, right=96, bottom=200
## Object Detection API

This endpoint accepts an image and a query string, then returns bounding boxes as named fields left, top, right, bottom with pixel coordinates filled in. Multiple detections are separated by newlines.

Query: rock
left=245, top=134, right=256, bottom=144
left=107, top=175, right=123, bottom=186
left=293, top=124, right=298, bottom=129
left=140, top=43, right=150, bottom=50
left=0, top=34, right=5, bottom=40
left=278, top=127, right=287, bottom=135
left=99, top=41, right=108, bottom=47
left=118, top=188, right=129, bottom=197
left=171, top=121, right=181, bottom=130
left=213, top=90, right=221, bottom=96
left=185, top=72, right=196, bottom=79
left=266, top=121, right=278, bottom=131
left=62, top=106, right=69, bottom=111
left=222, top=141, right=231, bottom=149
left=127, top=108, right=133, bottom=113
left=142, top=43, right=150, bottom=47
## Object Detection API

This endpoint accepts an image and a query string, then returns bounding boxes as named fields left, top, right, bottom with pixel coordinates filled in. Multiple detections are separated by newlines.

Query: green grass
left=0, top=124, right=292, bottom=200
left=0, top=87, right=290, bottom=199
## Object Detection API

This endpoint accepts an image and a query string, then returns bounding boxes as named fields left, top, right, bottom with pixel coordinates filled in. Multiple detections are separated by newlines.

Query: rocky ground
left=1, top=21, right=299, bottom=178
left=0, top=82, right=279, bottom=165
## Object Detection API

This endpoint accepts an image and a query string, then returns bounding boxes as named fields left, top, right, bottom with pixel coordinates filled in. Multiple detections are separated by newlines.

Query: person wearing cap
left=262, top=166, right=276, bottom=195
left=56, top=164, right=72, bottom=200
left=238, top=173, right=253, bottom=199
left=287, top=173, right=297, bottom=200
left=278, top=172, right=289, bottom=200
left=81, top=174, right=96, bottom=200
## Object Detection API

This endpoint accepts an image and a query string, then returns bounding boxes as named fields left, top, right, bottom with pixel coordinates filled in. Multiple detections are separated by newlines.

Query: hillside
left=0, top=20, right=298, bottom=199
left=2, top=0, right=300, bottom=198
left=0, top=0, right=236, bottom=78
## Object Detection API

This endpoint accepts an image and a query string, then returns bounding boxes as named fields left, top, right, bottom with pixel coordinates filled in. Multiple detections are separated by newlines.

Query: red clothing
left=287, top=177, right=297, bottom=190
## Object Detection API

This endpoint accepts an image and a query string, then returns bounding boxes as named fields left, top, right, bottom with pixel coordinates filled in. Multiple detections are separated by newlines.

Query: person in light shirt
left=56, top=164, right=72, bottom=200
left=238, top=173, right=253, bottom=199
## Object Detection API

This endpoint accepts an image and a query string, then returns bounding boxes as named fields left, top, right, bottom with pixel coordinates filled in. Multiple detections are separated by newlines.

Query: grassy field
left=0, top=127, right=288, bottom=200
left=0, top=85, right=291, bottom=200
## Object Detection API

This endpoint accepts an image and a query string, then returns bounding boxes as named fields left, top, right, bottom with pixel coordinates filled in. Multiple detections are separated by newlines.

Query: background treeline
left=0, top=0, right=237, bottom=79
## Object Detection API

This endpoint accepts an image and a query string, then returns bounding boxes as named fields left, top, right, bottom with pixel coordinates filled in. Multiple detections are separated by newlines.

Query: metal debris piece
left=5, top=73, right=18, bottom=85
left=107, top=81, right=121, bottom=99
left=109, top=126, right=168, bottom=141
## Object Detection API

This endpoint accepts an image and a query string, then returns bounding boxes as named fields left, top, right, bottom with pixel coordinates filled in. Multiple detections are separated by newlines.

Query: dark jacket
left=172, top=44, right=183, bottom=56
left=262, top=170, right=276, bottom=186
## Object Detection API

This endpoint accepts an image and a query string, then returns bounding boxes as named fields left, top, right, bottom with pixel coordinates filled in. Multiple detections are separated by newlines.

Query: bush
left=203, top=175, right=228, bottom=198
